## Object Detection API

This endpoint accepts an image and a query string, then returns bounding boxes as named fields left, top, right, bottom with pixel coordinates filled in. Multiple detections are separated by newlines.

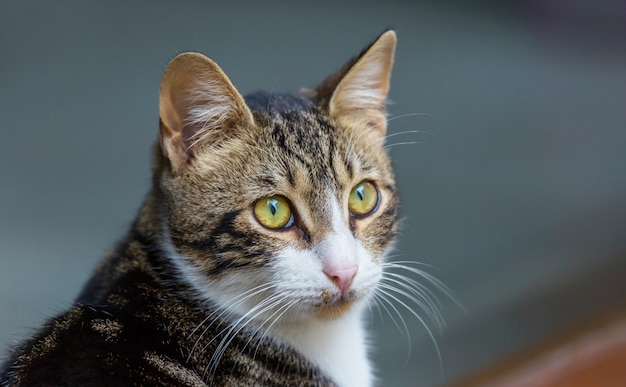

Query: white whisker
left=368, top=293, right=385, bottom=322
left=370, top=291, right=409, bottom=338
left=203, top=291, right=287, bottom=381
left=386, top=112, right=434, bottom=122
left=378, top=277, right=445, bottom=332
left=250, top=298, right=300, bottom=361
left=187, top=283, right=277, bottom=362
left=375, top=286, right=443, bottom=376
left=375, top=259, right=467, bottom=378
left=382, top=271, right=444, bottom=310
left=383, top=141, right=418, bottom=149
left=384, top=261, right=465, bottom=312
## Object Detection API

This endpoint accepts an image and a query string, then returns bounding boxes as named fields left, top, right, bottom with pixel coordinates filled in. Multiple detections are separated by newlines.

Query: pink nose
left=324, top=266, right=358, bottom=294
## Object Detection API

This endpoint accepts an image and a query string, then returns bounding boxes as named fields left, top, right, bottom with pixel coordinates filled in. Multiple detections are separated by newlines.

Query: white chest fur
left=270, top=305, right=371, bottom=387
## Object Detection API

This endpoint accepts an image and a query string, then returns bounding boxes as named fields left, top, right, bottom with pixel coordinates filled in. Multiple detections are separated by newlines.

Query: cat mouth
left=314, top=300, right=353, bottom=319
left=312, top=290, right=356, bottom=319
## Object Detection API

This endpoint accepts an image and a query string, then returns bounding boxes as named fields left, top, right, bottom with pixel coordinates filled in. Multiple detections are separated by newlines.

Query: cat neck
left=269, top=304, right=372, bottom=387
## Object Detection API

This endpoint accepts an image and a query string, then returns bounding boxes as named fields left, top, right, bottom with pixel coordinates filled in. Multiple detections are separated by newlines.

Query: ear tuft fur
left=159, top=52, right=254, bottom=172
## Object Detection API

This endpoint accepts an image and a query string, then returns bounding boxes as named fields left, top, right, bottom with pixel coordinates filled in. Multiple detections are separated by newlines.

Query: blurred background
left=1, top=1, right=625, bottom=386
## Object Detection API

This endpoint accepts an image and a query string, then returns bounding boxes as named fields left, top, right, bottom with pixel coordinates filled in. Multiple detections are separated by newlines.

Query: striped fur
left=1, top=31, right=401, bottom=386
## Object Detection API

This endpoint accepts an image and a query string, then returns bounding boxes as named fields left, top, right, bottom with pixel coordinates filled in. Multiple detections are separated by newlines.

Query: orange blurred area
left=451, top=310, right=626, bottom=387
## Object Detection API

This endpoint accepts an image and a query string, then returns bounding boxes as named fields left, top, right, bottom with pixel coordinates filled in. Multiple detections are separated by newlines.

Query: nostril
left=324, top=266, right=358, bottom=294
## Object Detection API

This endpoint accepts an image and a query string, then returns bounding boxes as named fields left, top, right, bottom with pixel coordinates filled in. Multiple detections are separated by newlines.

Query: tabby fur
left=1, top=30, right=402, bottom=386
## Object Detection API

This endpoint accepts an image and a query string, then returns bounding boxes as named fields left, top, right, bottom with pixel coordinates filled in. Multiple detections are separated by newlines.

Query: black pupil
left=356, top=186, right=365, bottom=201
left=268, top=199, right=278, bottom=215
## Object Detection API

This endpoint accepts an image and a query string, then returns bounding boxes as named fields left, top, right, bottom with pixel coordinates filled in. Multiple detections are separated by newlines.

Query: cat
left=1, top=30, right=442, bottom=386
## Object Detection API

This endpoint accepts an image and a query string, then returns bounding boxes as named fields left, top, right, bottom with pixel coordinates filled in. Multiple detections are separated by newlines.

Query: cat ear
left=159, top=52, right=254, bottom=171
left=316, top=30, right=396, bottom=135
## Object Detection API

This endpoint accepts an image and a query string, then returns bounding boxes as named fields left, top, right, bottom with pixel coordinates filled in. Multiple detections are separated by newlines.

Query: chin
left=313, top=299, right=356, bottom=320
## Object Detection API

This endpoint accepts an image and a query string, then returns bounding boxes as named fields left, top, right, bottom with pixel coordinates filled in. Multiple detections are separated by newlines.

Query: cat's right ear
left=159, top=52, right=254, bottom=172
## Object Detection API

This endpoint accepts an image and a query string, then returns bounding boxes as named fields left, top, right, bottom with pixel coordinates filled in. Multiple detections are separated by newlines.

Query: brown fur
left=1, top=30, right=399, bottom=386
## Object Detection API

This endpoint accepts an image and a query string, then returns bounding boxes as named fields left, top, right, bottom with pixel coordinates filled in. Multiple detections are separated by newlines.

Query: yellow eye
left=253, top=195, right=293, bottom=229
left=348, top=181, right=379, bottom=216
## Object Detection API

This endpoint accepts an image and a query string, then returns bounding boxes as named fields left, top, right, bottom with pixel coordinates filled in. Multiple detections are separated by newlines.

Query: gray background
left=1, top=1, right=625, bottom=386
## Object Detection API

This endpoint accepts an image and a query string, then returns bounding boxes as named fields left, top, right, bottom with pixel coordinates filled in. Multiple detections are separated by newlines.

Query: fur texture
left=1, top=31, right=408, bottom=387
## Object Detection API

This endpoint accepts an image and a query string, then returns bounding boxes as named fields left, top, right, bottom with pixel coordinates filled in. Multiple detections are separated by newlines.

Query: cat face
left=157, top=31, right=398, bottom=323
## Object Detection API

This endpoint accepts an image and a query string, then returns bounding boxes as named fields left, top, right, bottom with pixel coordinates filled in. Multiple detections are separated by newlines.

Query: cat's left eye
left=253, top=195, right=294, bottom=229
left=348, top=181, right=379, bottom=217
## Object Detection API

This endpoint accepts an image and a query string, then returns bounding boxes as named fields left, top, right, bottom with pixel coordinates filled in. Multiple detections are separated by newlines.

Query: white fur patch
left=267, top=197, right=381, bottom=387
left=270, top=303, right=371, bottom=387
left=160, top=196, right=382, bottom=387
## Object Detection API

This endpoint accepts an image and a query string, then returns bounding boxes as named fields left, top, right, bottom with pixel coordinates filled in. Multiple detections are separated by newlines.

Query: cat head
left=156, top=31, right=398, bottom=322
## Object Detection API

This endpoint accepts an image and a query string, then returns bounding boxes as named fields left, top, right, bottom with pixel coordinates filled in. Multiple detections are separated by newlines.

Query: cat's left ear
left=315, top=30, right=396, bottom=135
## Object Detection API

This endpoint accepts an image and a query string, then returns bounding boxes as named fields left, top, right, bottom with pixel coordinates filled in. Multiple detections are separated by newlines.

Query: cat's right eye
left=253, top=195, right=294, bottom=229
